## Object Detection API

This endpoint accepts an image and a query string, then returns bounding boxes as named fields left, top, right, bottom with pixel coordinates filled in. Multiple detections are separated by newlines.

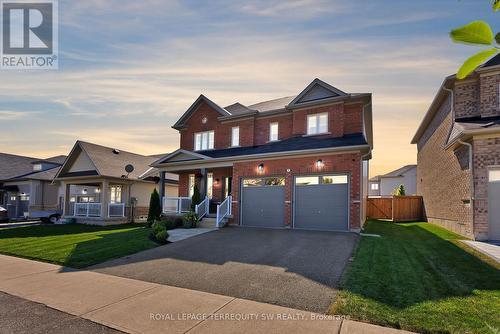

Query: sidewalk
left=461, top=240, right=500, bottom=263
left=0, top=254, right=414, bottom=334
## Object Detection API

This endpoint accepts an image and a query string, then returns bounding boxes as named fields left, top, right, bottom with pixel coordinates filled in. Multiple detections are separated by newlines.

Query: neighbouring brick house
left=412, top=54, right=500, bottom=240
left=153, top=79, right=373, bottom=232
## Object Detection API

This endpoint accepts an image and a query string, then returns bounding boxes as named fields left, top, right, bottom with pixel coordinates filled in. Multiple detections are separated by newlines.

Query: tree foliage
left=450, top=2, right=500, bottom=79
left=147, top=188, right=161, bottom=225
left=392, top=184, right=406, bottom=196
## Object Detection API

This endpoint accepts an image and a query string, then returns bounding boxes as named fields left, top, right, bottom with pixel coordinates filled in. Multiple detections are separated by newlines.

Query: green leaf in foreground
left=450, top=21, right=494, bottom=45
left=496, top=32, right=500, bottom=45
left=494, top=0, right=500, bottom=12
left=457, top=48, right=498, bottom=79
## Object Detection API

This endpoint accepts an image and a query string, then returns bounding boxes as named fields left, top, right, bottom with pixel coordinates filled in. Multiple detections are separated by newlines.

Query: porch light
left=82, top=188, right=88, bottom=194
left=215, top=178, right=220, bottom=185
left=258, top=163, right=264, bottom=172
left=316, top=159, right=324, bottom=168
left=95, top=187, right=101, bottom=194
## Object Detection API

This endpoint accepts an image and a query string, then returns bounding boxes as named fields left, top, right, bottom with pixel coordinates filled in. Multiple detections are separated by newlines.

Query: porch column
left=62, top=182, right=70, bottom=216
left=159, top=171, right=165, bottom=212
left=101, top=180, right=109, bottom=218
left=199, top=168, right=207, bottom=198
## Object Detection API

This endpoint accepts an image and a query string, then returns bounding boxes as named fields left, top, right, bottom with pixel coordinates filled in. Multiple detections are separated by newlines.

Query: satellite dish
left=125, top=164, right=134, bottom=174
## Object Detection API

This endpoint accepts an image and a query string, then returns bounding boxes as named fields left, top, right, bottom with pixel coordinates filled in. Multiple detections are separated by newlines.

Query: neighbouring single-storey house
left=54, top=141, right=178, bottom=225
left=368, top=165, right=417, bottom=197
left=412, top=54, right=500, bottom=241
left=153, top=78, right=373, bottom=231
left=0, top=153, right=66, bottom=220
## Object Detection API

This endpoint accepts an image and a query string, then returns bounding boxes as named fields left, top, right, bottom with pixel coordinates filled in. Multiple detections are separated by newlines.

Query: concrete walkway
left=167, top=227, right=217, bottom=242
left=0, top=254, right=414, bottom=334
left=461, top=240, right=500, bottom=263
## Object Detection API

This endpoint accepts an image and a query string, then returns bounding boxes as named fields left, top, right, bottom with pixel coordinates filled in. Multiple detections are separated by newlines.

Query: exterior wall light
left=95, top=187, right=101, bottom=194
left=316, top=159, right=324, bottom=168
left=215, top=178, right=220, bottom=185
left=258, top=163, right=264, bottom=172
left=82, top=188, right=88, bottom=194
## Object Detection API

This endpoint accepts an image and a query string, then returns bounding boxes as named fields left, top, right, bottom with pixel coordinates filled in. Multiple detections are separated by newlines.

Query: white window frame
left=207, top=172, right=213, bottom=199
left=110, top=185, right=122, bottom=204
left=33, top=163, right=42, bottom=171
left=307, top=113, right=329, bottom=135
left=231, top=126, right=239, bottom=147
left=269, top=122, right=279, bottom=142
left=194, top=131, right=214, bottom=151
left=371, top=183, right=379, bottom=191
left=188, top=174, right=195, bottom=197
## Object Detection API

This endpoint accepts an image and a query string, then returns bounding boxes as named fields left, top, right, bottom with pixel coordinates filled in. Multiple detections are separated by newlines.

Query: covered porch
left=61, top=178, right=129, bottom=224
left=159, top=166, right=233, bottom=225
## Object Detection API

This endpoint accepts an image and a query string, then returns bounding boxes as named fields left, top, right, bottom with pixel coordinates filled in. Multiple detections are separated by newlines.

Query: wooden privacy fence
left=367, top=196, right=423, bottom=222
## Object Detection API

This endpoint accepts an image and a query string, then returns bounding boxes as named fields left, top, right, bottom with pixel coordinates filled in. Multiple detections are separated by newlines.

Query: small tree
left=147, top=188, right=161, bottom=226
left=392, top=184, right=406, bottom=196
left=190, top=185, right=201, bottom=211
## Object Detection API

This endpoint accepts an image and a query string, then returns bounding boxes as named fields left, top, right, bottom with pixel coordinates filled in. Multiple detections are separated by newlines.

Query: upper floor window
left=371, top=183, right=379, bottom=191
left=269, top=122, right=279, bottom=141
left=194, top=131, right=214, bottom=151
left=231, top=127, right=239, bottom=147
left=33, top=164, right=42, bottom=171
left=307, top=113, right=328, bottom=135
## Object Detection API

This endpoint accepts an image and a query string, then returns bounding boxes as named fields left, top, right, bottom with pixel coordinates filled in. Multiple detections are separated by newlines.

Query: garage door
left=294, top=174, right=349, bottom=231
left=241, top=177, right=285, bottom=228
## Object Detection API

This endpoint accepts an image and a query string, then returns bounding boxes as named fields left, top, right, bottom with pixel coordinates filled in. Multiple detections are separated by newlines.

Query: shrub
left=183, top=211, right=199, bottom=229
left=150, top=220, right=170, bottom=244
left=147, top=189, right=161, bottom=227
left=155, top=230, right=169, bottom=244
left=160, top=219, right=177, bottom=230
left=190, top=185, right=201, bottom=211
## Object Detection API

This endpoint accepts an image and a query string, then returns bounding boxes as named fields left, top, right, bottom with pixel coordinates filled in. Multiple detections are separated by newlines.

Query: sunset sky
left=1, top=0, right=498, bottom=176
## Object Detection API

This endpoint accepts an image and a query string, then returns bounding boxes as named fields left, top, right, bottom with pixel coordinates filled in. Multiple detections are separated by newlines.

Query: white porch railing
left=163, top=197, right=192, bottom=214
left=195, top=196, right=209, bottom=219
left=216, top=195, right=232, bottom=227
left=108, top=203, right=125, bottom=217
left=74, top=203, right=101, bottom=217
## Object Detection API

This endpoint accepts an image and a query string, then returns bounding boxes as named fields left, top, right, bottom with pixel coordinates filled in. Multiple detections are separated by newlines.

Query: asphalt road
left=0, top=292, right=123, bottom=334
left=90, top=227, right=358, bottom=313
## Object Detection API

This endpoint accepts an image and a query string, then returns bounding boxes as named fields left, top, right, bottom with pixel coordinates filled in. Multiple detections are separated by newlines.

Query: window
left=489, top=170, right=500, bottom=182
left=307, top=113, right=328, bottom=135
left=231, top=127, right=239, bottom=147
left=188, top=174, right=195, bottom=197
left=243, top=177, right=285, bottom=187
left=269, top=123, right=279, bottom=141
left=296, top=175, right=348, bottom=186
left=33, top=163, right=42, bottom=171
left=371, top=183, right=379, bottom=190
left=110, top=185, right=122, bottom=204
left=19, top=194, right=29, bottom=201
left=207, top=173, right=213, bottom=199
left=10, top=196, right=16, bottom=201
left=194, top=131, right=214, bottom=150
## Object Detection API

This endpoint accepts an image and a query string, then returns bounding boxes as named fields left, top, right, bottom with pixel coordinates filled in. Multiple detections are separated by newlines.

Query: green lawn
left=331, top=220, right=500, bottom=334
left=0, top=224, right=158, bottom=268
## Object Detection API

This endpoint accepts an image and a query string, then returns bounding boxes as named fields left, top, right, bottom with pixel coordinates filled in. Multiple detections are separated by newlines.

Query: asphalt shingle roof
left=247, top=96, right=296, bottom=113
left=0, top=153, right=40, bottom=180
left=194, top=133, right=367, bottom=159
left=77, top=141, right=160, bottom=180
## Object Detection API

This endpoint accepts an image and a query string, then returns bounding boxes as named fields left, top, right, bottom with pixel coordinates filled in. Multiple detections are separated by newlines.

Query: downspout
left=443, top=86, right=475, bottom=231
left=360, top=101, right=372, bottom=230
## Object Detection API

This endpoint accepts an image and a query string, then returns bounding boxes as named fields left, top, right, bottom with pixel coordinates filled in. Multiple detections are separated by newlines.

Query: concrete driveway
left=90, top=227, right=358, bottom=313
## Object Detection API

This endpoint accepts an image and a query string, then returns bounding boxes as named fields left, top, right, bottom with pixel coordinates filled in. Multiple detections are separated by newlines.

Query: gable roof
left=57, top=141, right=164, bottom=181
left=380, top=165, right=417, bottom=178
left=172, top=79, right=371, bottom=129
left=172, top=95, right=231, bottom=130
left=288, top=78, right=348, bottom=107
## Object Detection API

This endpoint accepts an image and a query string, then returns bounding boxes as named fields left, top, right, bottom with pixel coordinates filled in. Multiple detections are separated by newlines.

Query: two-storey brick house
left=154, top=79, right=373, bottom=232
left=412, top=54, right=500, bottom=240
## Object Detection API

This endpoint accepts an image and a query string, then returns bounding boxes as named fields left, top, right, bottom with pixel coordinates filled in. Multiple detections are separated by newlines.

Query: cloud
left=0, top=111, right=40, bottom=120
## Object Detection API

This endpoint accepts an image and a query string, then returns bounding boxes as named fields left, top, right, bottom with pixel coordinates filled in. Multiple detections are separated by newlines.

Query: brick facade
left=230, top=153, right=362, bottom=231
left=479, top=72, right=500, bottom=117
left=417, top=96, right=473, bottom=237
left=454, top=80, right=479, bottom=119
left=179, top=101, right=365, bottom=151
left=472, top=137, right=500, bottom=240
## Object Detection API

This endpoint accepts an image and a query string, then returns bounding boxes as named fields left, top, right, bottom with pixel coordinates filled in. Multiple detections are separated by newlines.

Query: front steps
left=199, top=215, right=233, bottom=228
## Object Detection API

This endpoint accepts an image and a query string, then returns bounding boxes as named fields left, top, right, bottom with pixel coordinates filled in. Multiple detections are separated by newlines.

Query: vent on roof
left=112, top=149, right=120, bottom=154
